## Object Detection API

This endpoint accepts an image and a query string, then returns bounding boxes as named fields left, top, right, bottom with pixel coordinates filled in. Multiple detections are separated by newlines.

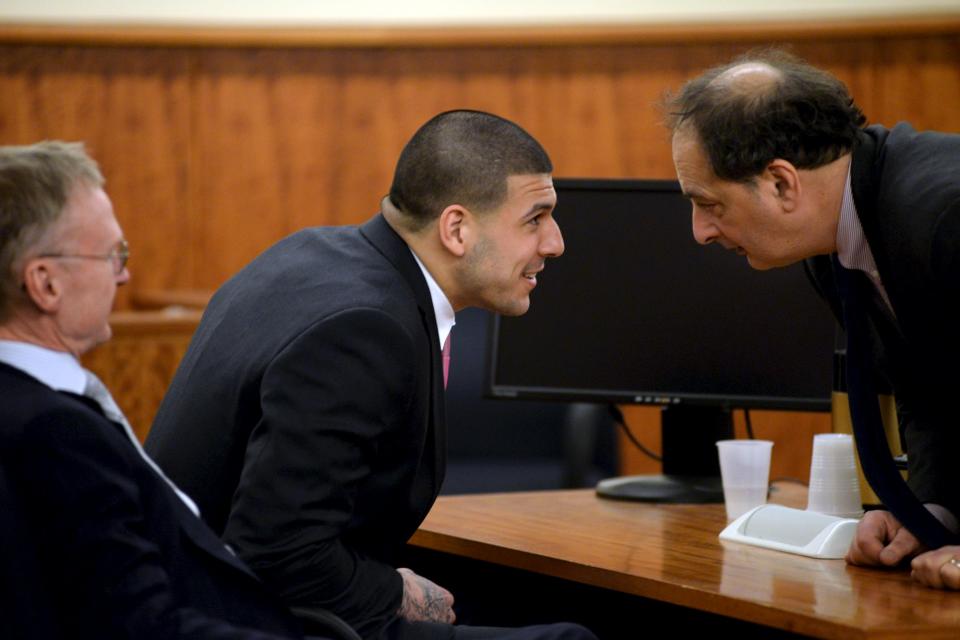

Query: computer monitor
left=486, top=178, right=837, bottom=502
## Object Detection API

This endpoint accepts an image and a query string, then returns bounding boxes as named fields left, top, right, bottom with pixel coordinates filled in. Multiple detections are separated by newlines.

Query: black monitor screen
left=488, top=178, right=837, bottom=412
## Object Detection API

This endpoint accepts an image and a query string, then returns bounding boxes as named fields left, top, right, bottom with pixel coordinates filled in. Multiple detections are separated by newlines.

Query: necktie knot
left=83, top=370, right=125, bottom=425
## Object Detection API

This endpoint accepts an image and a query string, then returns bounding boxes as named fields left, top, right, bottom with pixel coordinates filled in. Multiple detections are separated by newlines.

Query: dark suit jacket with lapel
left=807, top=123, right=960, bottom=517
left=146, top=214, right=446, bottom=639
left=0, top=362, right=304, bottom=640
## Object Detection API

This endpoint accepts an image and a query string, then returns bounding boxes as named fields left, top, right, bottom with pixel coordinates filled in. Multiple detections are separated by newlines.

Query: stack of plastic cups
left=806, top=433, right=864, bottom=520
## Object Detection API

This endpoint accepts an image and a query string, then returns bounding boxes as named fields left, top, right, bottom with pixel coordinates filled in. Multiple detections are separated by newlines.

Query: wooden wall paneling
left=388, top=49, right=475, bottom=148
left=0, top=46, right=193, bottom=307
left=616, top=405, right=663, bottom=475
left=616, top=407, right=833, bottom=482
left=190, top=49, right=300, bottom=288
left=604, top=45, right=683, bottom=179
left=871, top=37, right=960, bottom=132
left=455, top=50, right=523, bottom=119
left=81, top=311, right=202, bottom=442
left=97, top=48, right=193, bottom=301
left=83, top=337, right=147, bottom=435
left=789, top=39, right=883, bottom=129
left=4, top=33, right=954, bottom=298
left=0, top=47, right=43, bottom=140
left=545, top=48, right=628, bottom=178
left=270, top=51, right=357, bottom=231
left=329, top=50, right=413, bottom=226
left=3, top=27, right=959, bottom=461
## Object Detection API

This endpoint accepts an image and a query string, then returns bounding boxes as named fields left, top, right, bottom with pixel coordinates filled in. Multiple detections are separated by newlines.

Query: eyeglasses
left=38, top=239, right=130, bottom=275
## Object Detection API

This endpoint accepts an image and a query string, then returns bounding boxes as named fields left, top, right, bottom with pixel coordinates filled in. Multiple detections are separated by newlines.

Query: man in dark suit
left=666, top=50, right=960, bottom=589
left=0, top=140, right=323, bottom=639
left=147, top=111, right=595, bottom=640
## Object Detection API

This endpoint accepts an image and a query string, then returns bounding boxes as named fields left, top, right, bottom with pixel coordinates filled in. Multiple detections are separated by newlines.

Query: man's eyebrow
left=524, top=202, right=554, bottom=216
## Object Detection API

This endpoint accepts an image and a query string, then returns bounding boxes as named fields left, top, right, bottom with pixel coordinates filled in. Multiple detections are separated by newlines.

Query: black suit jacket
left=147, top=214, right=446, bottom=639
left=807, top=123, right=960, bottom=517
left=0, top=362, right=304, bottom=640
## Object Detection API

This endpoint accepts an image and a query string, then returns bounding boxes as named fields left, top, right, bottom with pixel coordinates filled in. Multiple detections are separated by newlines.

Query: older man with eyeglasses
left=0, top=141, right=332, bottom=640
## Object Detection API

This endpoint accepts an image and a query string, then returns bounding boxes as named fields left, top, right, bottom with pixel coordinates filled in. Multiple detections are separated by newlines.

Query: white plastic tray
left=719, top=504, right=860, bottom=559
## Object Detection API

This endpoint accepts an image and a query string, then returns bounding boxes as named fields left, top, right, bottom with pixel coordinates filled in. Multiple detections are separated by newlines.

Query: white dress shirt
left=410, top=249, right=455, bottom=349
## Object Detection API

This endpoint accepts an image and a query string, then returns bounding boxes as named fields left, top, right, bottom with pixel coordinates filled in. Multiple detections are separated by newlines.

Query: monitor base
left=595, top=474, right=724, bottom=503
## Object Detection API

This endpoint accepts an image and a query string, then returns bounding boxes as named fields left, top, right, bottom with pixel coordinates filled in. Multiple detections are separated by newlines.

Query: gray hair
left=0, top=141, right=104, bottom=321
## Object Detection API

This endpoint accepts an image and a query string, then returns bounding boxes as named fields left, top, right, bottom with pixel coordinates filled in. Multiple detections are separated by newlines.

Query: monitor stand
left=596, top=405, right=733, bottom=503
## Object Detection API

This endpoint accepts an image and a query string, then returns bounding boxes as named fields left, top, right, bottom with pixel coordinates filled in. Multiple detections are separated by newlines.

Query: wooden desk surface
left=410, top=484, right=960, bottom=639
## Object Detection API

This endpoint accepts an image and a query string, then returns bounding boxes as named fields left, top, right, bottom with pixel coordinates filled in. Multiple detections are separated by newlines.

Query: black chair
left=443, top=309, right=617, bottom=494
left=291, top=607, right=362, bottom=640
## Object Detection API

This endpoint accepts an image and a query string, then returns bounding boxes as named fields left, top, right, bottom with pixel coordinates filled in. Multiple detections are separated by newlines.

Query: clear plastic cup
left=716, top=439, right=773, bottom=521
left=806, top=433, right=863, bottom=519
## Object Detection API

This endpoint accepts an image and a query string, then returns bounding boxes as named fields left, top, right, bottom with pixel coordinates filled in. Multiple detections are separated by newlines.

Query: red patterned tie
left=442, top=334, right=451, bottom=389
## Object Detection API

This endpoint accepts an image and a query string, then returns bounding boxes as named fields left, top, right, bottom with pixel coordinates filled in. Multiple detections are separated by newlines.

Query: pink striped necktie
left=442, top=334, right=451, bottom=389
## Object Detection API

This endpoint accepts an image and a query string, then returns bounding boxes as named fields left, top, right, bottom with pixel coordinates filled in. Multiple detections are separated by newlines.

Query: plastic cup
left=716, top=439, right=773, bottom=521
left=806, top=433, right=863, bottom=519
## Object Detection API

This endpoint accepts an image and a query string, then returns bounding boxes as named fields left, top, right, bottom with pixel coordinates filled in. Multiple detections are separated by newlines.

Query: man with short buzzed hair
left=667, top=50, right=960, bottom=590
left=148, top=111, right=595, bottom=640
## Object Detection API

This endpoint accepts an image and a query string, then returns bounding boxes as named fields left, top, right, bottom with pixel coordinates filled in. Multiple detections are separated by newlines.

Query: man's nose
left=540, top=217, right=564, bottom=257
left=691, top=209, right=718, bottom=245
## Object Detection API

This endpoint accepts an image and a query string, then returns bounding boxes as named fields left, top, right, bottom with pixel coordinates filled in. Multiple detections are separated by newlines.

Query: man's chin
left=486, top=297, right=531, bottom=317
left=746, top=254, right=799, bottom=271
left=87, top=326, right=113, bottom=353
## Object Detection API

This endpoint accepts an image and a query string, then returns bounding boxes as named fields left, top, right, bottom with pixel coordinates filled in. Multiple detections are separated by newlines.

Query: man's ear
left=766, top=159, right=801, bottom=212
left=21, top=260, right=62, bottom=313
left=437, top=204, right=470, bottom=258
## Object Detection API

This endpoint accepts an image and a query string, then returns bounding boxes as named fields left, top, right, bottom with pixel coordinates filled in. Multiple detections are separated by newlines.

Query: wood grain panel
left=3, top=27, right=958, bottom=448
left=3, top=35, right=957, bottom=295
left=0, top=45, right=192, bottom=305
left=616, top=406, right=832, bottom=480
left=80, top=311, right=201, bottom=442
left=191, top=50, right=297, bottom=285
left=871, top=37, right=960, bottom=131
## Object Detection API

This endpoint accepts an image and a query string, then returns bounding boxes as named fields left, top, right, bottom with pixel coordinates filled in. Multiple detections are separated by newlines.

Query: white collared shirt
left=0, top=339, right=86, bottom=393
left=409, top=250, right=456, bottom=349
left=835, top=166, right=894, bottom=313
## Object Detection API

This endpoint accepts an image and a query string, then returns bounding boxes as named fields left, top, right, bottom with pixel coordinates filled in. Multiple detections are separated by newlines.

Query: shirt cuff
left=925, top=503, right=959, bottom=534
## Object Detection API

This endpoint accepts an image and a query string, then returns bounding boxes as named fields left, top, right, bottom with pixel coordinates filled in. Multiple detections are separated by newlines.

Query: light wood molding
left=0, top=15, right=958, bottom=49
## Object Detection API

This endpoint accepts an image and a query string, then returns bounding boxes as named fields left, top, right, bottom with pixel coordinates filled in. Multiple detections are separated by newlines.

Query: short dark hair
left=665, top=50, right=867, bottom=182
left=388, top=110, right=552, bottom=229
left=0, top=141, right=104, bottom=322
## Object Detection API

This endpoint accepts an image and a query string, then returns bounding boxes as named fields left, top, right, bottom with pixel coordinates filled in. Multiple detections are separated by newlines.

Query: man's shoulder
left=219, top=220, right=419, bottom=314
left=855, top=123, right=960, bottom=225
left=0, top=364, right=63, bottom=416
left=188, top=218, right=423, bottom=363
left=0, top=365, right=111, bottom=447
left=862, top=122, right=960, bottom=175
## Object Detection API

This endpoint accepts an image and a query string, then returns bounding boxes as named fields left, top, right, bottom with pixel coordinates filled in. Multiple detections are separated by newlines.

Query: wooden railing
left=81, top=308, right=203, bottom=442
